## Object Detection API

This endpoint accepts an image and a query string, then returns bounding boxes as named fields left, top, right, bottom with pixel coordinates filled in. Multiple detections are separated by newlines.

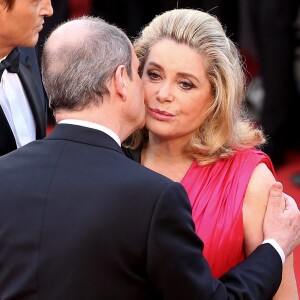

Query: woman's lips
left=148, top=108, right=175, bottom=121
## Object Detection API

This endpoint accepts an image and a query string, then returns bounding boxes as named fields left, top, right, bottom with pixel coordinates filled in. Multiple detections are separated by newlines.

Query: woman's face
left=141, top=39, right=213, bottom=143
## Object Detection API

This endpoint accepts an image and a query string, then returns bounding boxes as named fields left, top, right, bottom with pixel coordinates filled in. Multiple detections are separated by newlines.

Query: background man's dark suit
left=0, top=47, right=47, bottom=156
left=0, top=123, right=282, bottom=299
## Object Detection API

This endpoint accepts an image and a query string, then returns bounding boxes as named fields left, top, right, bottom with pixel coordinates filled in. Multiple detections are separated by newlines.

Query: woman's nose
left=156, top=82, right=174, bottom=102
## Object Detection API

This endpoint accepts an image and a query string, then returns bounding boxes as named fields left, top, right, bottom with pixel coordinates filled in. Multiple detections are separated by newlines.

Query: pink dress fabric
left=181, top=148, right=275, bottom=278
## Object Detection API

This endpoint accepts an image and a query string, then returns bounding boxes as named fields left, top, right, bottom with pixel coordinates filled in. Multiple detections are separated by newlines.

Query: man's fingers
left=285, top=193, right=299, bottom=210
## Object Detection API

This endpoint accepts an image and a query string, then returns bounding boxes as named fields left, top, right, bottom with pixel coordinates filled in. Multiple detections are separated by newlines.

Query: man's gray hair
left=42, top=16, right=132, bottom=111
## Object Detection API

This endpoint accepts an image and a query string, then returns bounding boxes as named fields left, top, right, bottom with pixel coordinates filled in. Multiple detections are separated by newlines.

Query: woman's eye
left=180, top=81, right=195, bottom=90
left=147, top=70, right=161, bottom=80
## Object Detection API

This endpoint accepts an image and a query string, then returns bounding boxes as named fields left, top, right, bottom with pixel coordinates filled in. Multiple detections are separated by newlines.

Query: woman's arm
left=243, top=163, right=299, bottom=299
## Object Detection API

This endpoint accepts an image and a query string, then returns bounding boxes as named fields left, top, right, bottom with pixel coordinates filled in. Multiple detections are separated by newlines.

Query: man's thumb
left=268, top=182, right=284, bottom=210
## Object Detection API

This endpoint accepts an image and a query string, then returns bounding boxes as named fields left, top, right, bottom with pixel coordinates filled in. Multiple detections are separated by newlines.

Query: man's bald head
left=41, top=16, right=133, bottom=111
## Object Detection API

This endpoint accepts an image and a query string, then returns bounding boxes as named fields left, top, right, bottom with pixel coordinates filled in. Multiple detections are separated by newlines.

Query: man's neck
left=58, top=119, right=121, bottom=146
left=55, top=107, right=124, bottom=141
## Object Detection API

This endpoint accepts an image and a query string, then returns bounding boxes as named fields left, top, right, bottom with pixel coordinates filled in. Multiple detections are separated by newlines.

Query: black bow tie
left=0, top=48, right=20, bottom=79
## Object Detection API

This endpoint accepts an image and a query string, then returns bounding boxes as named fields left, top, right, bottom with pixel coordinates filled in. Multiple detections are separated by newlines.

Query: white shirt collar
left=58, top=119, right=121, bottom=146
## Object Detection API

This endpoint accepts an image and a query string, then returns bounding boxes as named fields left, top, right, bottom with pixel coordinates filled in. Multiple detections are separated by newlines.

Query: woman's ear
left=115, top=65, right=128, bottom=101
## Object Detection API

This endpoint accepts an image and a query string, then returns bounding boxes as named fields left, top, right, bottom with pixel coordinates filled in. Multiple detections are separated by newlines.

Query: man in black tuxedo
left=0, top=0, right=53, bottom=155
left=0, top=16, right=300, bottom=299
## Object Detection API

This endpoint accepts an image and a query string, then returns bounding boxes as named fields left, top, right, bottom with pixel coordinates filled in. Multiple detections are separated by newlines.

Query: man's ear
left=114, top=65, right=128, bottom=101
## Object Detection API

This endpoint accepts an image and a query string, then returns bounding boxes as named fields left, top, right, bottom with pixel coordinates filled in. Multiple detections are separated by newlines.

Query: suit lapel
left=0, top=106, right=17, bottom=155
left=0, top=47, right=46, bottom=155
left=18, top=49, right=46, bottom=139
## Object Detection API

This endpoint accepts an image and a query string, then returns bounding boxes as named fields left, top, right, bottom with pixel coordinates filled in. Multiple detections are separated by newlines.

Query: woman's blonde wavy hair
left=125, top=8, right=265, bottom=165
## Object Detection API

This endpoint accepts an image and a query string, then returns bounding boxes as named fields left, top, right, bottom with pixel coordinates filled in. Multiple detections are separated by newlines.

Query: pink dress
left=181, top=148, right=275, bottom=278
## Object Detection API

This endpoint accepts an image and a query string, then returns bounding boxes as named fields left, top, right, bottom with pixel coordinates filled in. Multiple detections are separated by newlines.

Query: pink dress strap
left=181, top=148, right=275, bottom=277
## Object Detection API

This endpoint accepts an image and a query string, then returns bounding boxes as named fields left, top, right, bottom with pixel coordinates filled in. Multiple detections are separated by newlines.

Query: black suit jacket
left=0, top=47, right=47, bottom=156
left=0, top=124, right=282, bottom=299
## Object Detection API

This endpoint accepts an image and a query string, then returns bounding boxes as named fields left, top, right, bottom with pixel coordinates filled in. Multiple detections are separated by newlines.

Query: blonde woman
left=124, top=9, right=298, bottom=299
